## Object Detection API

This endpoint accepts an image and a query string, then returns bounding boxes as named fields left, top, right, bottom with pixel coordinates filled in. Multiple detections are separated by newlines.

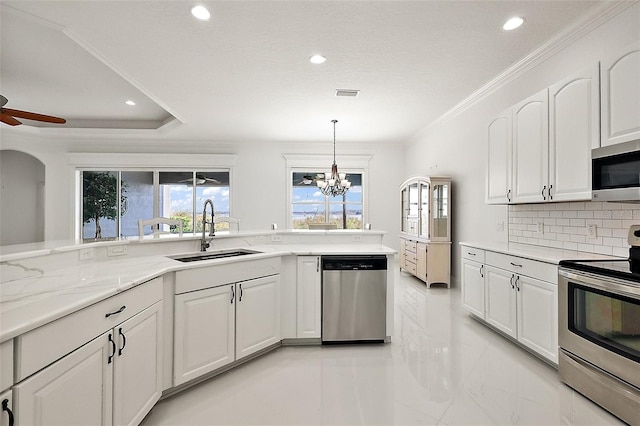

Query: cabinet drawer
left=405, top=252, right=417, bottom=263
left=404, top=262, right=417, bottom=274
left=0, top=339, right=13, bottom=392
left=404, top=240, right=417, bottom=253
left=16, top=277, right=163, bottom=382
left=462, top=247, right=485, bottom=262
left=485, top=251, right=557, bottom=283
left=175, top=257, right=281, bottom=294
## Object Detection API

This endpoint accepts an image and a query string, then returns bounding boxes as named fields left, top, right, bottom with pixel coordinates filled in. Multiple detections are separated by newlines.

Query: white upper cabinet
left=601, top=40, right=640, bottom=147
left=512, top=89, right=549, bottom=203
left=486, top=109, right=512, bottom=204
left=487, top=62, right=600, bottom=204
left=549, top=63, right=600, bottom=201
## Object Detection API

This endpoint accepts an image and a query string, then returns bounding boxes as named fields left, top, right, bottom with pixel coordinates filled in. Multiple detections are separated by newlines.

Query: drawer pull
left=118, top=327, right=126, bottom=356
left=105, top=305, right=126, bottom=318
left=108, top=333, right=116, bottom=364
left=510, top=262, right=523, bottom=268
left=2, top=398, right=14, bottom=426
left=467, top=252, right=476, bottom=256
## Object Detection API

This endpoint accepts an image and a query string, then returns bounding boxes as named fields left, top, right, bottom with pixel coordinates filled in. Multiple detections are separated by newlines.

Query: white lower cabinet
left=1, top=389, right=13, bottom=426
left=14, top=301, right=163, bottom=426
left=296, top=256, right=321, bottom=338
left=174, top=285, right=235, bottom=386
left=174, top=274, right=281, bottom=385
left=460, top=245, right=558, bottom=364
left=516, top=275, right=558, bottom=363
left=461, top=258, right=485, bottom=319
left=236, top=275, right=281, bottom=360
left=485, top=265, right=518, bottom=339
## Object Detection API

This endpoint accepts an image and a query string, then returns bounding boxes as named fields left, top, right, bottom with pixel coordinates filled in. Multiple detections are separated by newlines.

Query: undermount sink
left=169, top=249, right=261, bottom=263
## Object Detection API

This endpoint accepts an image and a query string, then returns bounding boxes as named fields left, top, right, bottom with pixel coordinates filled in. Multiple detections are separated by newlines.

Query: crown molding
left=409, top=0, right=637, bottom=144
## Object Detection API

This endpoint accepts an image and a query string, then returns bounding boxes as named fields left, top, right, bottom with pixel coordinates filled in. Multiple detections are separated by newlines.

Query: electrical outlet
left=352, top=235, right=362, bottom=242
left=107, top=246, right=128, bottom=257
left=79, top=247, right=94, bottom=260
left=270, top=235, right=282, bottom=242
left=254, top=235, right=265, bottom=242
left=587, top=224, right=597, bottom=239
left=536, top=222, right=544, bottom=235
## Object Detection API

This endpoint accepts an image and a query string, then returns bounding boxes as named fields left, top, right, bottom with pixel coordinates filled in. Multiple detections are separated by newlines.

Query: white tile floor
left=142, top=271, right=624, bottom=426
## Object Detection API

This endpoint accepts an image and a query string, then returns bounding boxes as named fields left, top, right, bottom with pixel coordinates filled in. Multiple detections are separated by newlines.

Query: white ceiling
left=0, top=1, right=606, bottom=144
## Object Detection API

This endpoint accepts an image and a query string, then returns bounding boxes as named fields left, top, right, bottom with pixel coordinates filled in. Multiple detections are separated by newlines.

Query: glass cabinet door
left=401, top=186, right=408, bottom=233
left=419, top=182, right=429, bottom=238
left=408, top=183, right=419, bottom=217
left=432, top=182, right=449, bottom=240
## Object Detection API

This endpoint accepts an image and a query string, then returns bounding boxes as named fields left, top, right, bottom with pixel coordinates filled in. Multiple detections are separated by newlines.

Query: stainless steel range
left=558, top=229, right=640, bottom=424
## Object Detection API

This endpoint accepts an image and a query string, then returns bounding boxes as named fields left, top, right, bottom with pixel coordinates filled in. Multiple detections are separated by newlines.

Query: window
left=291, top=171, right=363, bottom=229
left=81, top=170, right=230, bottom=240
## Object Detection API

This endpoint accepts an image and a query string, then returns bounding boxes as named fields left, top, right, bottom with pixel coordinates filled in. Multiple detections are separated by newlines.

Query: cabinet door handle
left=118, top=327, right=126, bottom=356
left=507, top=189, right=511, bottom=202
left=108, top=333, right=116, bottom=364
left=239, top=284, right=243, bottom=302
left=105, top=305, right=126, bottom=318
left=317, top=257, right=320, bottom=272
left=2, top=398, right=14, bottom=426
left=231, top=286, right=235, bottom=304
left=515, top=276, right=520, bottom=292
left=480, top=265, right=484, bottom=278
left=549, top=184, right=553, bottom=200
left=541, top=185, right=547, bottom=200
left=510, top=262, right=523, bottom=268
left=510, top=274, right=515, bottom=289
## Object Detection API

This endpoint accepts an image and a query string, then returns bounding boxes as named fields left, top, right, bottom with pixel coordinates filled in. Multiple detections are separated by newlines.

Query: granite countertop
left=459, top=241, right=624, bottom=264
left=0, top=244, right=395, bottom=343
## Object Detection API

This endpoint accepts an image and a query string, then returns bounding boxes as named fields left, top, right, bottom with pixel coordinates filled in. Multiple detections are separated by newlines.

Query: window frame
left=284, top=154, right=371, bottom=230
left=69, top=153, right=237, bottom=240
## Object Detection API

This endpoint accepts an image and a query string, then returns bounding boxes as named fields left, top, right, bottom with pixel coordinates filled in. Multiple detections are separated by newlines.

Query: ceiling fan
left=0, top=94, right=67, bottom=126
left=178, top=173, right=221, bottom=185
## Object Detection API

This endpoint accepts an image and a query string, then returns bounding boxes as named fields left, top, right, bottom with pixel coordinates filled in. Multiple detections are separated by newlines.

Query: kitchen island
left=0, top=230, right=396, bottom=425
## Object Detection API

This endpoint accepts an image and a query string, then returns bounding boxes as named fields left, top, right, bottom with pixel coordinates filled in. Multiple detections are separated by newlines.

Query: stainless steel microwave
left=592, top=139, right=640, bottom=202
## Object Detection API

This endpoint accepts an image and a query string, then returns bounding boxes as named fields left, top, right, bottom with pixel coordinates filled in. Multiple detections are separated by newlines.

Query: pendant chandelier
left=317, top=119, right=351, bottom=197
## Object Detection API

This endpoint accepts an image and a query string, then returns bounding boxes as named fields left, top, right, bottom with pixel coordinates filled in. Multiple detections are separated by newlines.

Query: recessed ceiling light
left=191, top=5, right=211, bottom=21
left=125, top=100, right=136, bottom=106
left=503, top=17, right=524, bottom=31
left=309, top=54, right=327, bottom=65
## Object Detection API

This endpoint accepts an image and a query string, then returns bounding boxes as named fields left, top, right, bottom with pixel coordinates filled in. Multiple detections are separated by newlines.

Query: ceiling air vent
left=335, top=89, right=360, bottom=97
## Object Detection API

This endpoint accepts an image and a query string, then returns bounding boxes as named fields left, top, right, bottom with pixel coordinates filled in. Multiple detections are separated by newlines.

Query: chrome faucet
left=201, top=199, right=215, bottom=251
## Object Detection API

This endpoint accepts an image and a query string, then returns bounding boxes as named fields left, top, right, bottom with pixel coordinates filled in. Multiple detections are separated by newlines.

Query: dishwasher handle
left=321, top=255, right=387, bottom=271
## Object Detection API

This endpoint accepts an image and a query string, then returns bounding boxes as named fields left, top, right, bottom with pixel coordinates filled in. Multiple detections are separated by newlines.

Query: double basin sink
left=169, top=249, right=261, bottom=263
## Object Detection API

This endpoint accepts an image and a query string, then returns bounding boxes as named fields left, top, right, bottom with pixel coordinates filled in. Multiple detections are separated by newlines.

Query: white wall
left=0, top=150, right=45, bottom=245
left=0, top=131, right=403, bottom=249
left=404, top=3, right=640, bottom=286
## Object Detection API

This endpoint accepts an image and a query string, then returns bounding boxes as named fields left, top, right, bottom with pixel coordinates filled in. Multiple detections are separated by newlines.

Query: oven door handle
left=559, top=268, right=640, bottom=299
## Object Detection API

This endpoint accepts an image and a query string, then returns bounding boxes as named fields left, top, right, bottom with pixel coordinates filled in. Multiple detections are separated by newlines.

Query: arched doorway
left=0, top=150, right=45, bottom=245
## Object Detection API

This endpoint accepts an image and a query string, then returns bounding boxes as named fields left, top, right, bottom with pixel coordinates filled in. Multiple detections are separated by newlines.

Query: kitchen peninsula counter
left=1, top=231, right=395, bottom=343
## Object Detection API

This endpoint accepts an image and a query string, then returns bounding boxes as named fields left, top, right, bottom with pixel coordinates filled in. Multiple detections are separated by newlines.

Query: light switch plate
left=587, top=224, right=597, bottom=239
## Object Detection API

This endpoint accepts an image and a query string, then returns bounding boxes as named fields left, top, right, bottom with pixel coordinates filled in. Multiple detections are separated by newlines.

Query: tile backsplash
left=508, top=202, right=640, bottom=257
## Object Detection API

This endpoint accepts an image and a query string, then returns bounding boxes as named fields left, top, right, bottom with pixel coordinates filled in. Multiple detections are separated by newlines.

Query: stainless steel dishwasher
left=321, top=255, right=387, bottom=343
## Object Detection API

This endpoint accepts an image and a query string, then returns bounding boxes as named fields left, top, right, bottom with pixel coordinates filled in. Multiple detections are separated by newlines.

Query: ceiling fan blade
left=1, top=111, right=22, bottom=126
left=1, top=108, right=66, bottom=124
